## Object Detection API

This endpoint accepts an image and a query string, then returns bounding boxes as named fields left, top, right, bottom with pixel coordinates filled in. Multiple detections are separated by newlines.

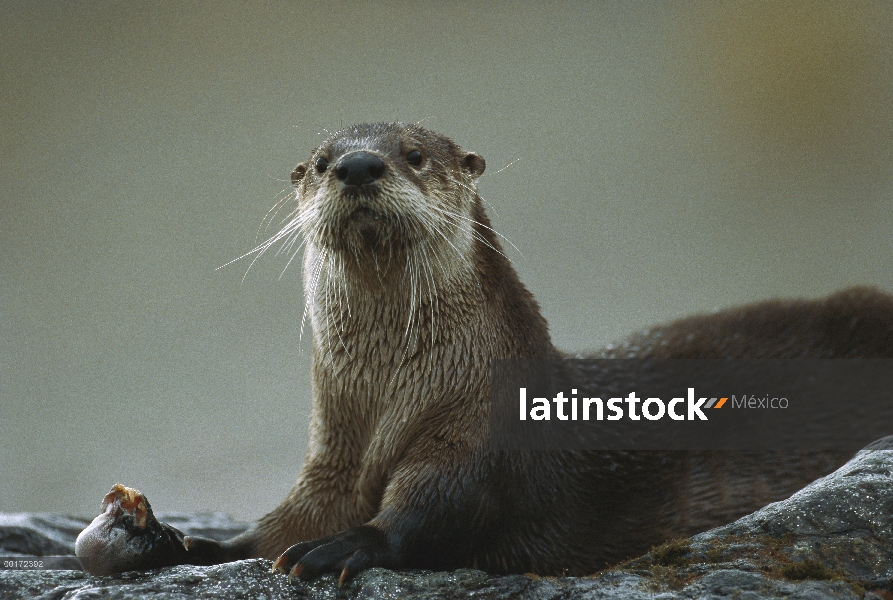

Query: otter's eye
left=315, top=157, right=329, bottom=173
left=406, top=150, right=423, bottom=168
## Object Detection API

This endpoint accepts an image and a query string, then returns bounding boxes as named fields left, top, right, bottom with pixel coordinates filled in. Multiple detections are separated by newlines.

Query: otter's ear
left=461, top=152, right=486, bottom=179
left=291, top=162, right=308, bottom=186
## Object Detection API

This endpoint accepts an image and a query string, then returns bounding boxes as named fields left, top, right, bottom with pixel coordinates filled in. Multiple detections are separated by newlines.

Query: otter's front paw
left=271, top=525, right=392, bottom=586
left=75, top=484, right=230, bottom=575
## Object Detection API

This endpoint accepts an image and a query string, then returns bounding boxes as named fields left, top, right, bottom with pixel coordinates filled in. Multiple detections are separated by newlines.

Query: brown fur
left=220, top=123, right=893, bottom=576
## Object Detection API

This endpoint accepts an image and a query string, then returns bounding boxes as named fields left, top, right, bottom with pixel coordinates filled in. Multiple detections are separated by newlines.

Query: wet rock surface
left=2, top=441, right=892, bottom=599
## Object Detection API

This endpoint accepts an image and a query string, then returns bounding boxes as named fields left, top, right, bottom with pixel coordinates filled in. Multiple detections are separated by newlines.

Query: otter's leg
left=270, top=444, right=504, bottom=584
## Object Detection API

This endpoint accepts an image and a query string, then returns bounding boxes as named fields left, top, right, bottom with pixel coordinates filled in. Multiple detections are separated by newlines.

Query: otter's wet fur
left=244, top=123, right=892, bottom=578
left=75, top=122, right=893, bottom=580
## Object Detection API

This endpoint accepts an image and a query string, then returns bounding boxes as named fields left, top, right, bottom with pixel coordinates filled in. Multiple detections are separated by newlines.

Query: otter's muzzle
left=335, top=152, right=385, bottom=186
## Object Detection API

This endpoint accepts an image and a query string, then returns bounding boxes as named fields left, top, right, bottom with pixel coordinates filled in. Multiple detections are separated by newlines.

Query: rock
left=0, top=514, right=89, bottom=557
left=621, top=437, right=893, bottom=598
left=2, top=440, right=892, bottom=599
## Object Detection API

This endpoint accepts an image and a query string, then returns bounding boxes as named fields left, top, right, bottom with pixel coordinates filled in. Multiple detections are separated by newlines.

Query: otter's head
left=289, top=122, right=486, bottom=267
left=248, top=123, right=493, bottom=349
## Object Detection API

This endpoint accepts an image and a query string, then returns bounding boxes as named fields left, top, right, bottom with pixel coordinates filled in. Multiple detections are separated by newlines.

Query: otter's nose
left=335, top=152, right=386, bottom=186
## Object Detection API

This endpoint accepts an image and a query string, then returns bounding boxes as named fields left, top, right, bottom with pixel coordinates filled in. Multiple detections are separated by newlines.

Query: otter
left=75, top=122, right=893, bottom=582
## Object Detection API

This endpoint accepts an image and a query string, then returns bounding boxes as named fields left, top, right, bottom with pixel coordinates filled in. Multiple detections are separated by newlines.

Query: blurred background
left=2, top=1, right=891, bottom=521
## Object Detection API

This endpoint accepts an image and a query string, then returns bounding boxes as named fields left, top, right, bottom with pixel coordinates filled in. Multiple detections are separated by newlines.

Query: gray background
left=2, top=2, right=891, bottom=521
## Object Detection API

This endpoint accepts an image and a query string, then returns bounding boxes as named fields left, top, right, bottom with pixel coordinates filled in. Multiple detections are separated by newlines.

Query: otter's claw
left=273, top=525, right=391, bottom=586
